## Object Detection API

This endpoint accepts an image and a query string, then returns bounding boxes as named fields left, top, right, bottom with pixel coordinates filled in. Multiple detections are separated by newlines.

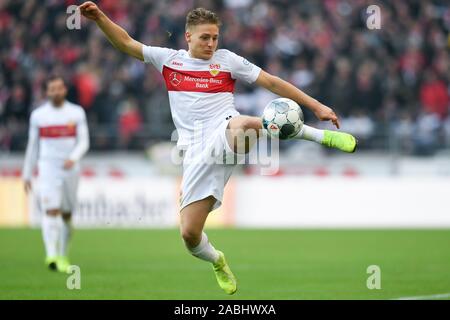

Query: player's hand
left=314, top=104, right=340, bottom=129
left=79, top=1, right=103, bottom=21
left=63, top=159, right=75, bottom=170
left=24, top=180, right=32, bottom=194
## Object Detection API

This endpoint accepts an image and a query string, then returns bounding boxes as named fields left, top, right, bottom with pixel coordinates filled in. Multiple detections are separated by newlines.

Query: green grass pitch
left=1, top=228, right=449, bottom=300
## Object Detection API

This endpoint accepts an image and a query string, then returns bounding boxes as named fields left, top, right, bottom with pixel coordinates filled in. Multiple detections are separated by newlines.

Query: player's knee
left=180, top=227, right=201, bottom=247
left=229, top=116, right=259, bottom=132
left=240, top=116, right=260, bottom=132
left=231, top=117, right=260, bottom=153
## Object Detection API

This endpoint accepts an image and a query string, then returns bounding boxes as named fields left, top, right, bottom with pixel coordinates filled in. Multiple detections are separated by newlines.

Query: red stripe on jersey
left=39, top=125, right=77, bottom=138
left=162, top=65, right=235, bottom=93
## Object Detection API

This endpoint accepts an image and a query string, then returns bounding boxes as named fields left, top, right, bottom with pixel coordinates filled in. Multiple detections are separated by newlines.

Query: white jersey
left=142, top=46, right=261, bottom=147
left=22, top=101, right=89, bottom=180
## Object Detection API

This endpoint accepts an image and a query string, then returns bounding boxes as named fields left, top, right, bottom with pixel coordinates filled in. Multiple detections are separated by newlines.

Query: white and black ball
left=262, top=98, right=304, bottom=140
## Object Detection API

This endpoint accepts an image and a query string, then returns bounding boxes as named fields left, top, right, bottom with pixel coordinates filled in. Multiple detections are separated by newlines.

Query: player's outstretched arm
left=79, top=1, right=144, bottom=61
left=255, top=70, right=340, bottom=129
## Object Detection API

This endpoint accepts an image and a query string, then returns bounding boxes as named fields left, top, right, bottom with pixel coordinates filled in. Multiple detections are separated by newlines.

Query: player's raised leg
left=42, top=209, right=62, bottom=271
left=227, top=115, right=357, bottom=153
left=180, top=196, right=237, bottom=295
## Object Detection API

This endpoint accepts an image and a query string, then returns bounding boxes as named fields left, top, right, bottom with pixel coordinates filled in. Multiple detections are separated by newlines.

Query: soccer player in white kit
left=22, top=76, right=89, bottom=273
left=80, top=2, right=357, bottom=294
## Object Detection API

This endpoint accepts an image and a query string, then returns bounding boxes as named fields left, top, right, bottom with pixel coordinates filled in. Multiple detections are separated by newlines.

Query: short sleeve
left=227, top=50, right=261, bottom=84
left=142, top=45, right=177, bottom=72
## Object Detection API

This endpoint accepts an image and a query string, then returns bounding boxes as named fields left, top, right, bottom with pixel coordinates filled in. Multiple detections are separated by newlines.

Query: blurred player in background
left=79, top=2, right=356, bottom=294
left=22, top=76, right=89, bottom=273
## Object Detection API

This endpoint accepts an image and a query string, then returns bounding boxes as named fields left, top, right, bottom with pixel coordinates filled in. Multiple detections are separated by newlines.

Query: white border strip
left=393, top=293, right=450, bottom=300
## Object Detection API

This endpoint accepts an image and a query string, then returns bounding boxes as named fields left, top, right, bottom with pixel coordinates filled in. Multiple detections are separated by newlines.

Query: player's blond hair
left=185, top=8, right=221, bottom=31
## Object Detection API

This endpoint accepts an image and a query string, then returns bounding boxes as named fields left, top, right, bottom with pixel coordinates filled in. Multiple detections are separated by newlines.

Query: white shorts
left=38, top=161, right=80, bottom=213
left=180, top=118, right=245, bottom=211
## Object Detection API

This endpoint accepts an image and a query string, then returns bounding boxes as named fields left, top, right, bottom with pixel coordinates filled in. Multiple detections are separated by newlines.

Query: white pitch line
left=393, top=293, right=450, bottom=300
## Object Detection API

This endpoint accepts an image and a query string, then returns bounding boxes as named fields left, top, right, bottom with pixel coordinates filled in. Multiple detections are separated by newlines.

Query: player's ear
left=185, top=31, right=191, bottom=43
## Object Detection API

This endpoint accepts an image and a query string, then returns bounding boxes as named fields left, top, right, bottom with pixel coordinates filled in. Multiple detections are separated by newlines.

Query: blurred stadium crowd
left=0, top=0, right=449, bottom=155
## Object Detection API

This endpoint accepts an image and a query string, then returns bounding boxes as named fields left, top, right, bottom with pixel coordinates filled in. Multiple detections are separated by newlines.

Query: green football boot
left=56, top=256, right=71, bottom=274
left=213, top=251, right=237, bottom=295
left=322, top=130, right=357, bottom=153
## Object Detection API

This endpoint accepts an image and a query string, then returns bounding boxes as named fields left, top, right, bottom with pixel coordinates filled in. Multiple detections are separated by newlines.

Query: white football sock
left=42, top=214, right=61, bottom=258
left=295, top=124, right=325, bottom=143
left=186, top=232, right=219, bottom=264
left=59, top=218, right=72, bottom=257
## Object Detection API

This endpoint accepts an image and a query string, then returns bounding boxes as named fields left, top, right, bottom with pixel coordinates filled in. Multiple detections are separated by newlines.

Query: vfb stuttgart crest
left=209, top=64, right=220, bottom=77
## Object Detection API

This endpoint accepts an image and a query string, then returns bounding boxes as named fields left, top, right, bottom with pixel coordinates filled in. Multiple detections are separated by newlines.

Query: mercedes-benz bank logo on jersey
left=169, top=72, right=182, bottom=86
left=162, top=65, right=235, bottom=93
left=170, top=72, right=224, bottom=89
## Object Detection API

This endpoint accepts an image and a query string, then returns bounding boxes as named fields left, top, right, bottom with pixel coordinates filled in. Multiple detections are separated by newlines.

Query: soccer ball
left=262, top=98, right=304, bottom=140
